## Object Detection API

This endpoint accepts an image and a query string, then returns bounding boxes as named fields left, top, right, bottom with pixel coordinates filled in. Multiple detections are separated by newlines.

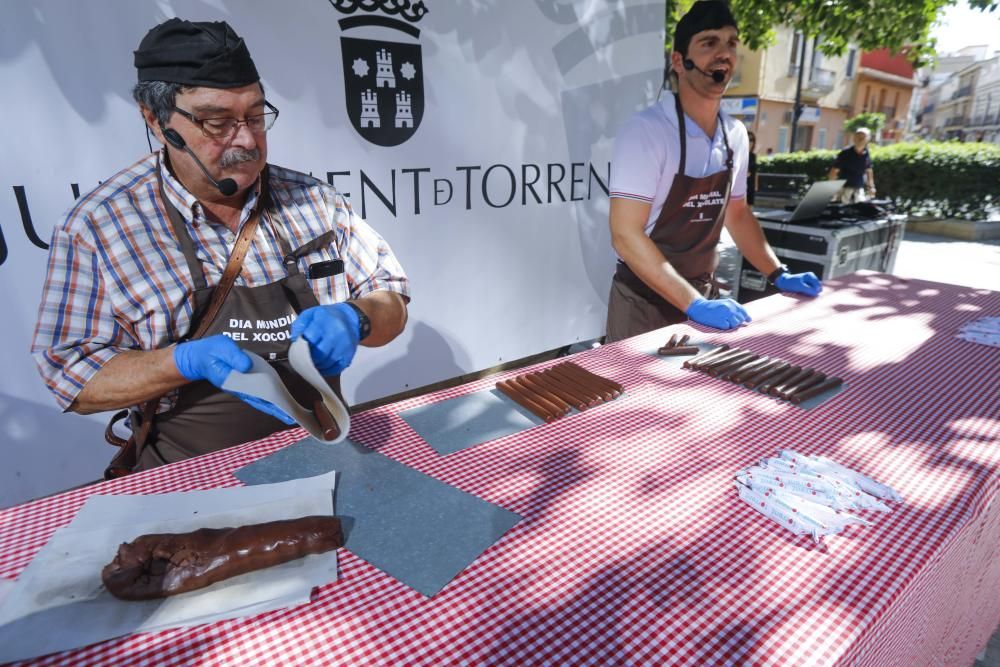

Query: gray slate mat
left=234, top=438, right=522, bottom=597
left=400, top=388, right=543, bottom=455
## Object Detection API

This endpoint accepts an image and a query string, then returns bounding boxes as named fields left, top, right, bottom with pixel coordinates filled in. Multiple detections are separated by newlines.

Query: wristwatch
left=344, top=301, right=372, bottom=341
left=766, top=264, right=789, bottom=285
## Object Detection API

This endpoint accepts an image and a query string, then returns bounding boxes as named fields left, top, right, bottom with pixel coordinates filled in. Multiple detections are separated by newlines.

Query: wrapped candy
left=736, top=450, right=900, bottom=546
left=777, top=450, right=903, bottom=502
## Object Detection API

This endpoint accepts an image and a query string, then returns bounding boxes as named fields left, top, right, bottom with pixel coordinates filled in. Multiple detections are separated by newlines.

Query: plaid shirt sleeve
left=327, top=188, right=410, bottom=302
left=31, top=212, right=137, bottom=410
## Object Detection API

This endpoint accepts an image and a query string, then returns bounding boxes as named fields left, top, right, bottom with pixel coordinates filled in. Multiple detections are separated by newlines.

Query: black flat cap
left=134, top=18, right=259, bottom=87
left=673, top=1, right=738, bottom=56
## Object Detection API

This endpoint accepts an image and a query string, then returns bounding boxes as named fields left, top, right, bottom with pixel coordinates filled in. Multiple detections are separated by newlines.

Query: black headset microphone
left=161, top=127, right=239, bottom=197
left=683, top=58, right=726, bottom=84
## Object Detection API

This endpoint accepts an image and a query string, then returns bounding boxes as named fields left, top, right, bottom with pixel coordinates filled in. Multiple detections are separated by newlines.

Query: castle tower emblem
left=360, top=90, right=380, bottom=128
left=376, top=49, right=396, bottom=89
left=395, top=91, right=413, bottom=128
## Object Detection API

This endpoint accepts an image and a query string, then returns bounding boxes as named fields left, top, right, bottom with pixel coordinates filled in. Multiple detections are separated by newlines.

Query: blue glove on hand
left=173, top=335, right=294, bottom=425
left=774, top=271, right=823, bottom=297
left=685, top=297, right=752, bottom=330
left=290, top=303, right=361, bottom=376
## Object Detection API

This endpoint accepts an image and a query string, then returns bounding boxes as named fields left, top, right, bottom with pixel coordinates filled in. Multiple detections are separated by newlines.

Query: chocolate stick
left=783, top=372, right=827, bottom=401
left=497, top=380, right=557, bottom=422
left=770, top=367, right=814, bottom=397
left=665, top=333, right=679, bottom=348
left=709, top=353, right=761, bottom=378
left=683, top=345, right=732, bottom=369
left=728, top=356, right=772, bottom=383
left=743, top=361, right=790, bottom=389
left=678, top=334, right=690, bottom=346
left=657, top=345, right=701, bottom=356
left=532, top=370, right=591, bottom=409
left=549, top=364, right=614, bottom=405
left=518, top=374, right=572, bottom=415
left=718, top=355, right=769, bottom=382
left=546, top=365, right=605, bottom=404
left=757, top=365, right=802, bottom=394
left=510, top=376, right=567, bottom=416
left=313, top=400, right=341, bottom=440
left=561, top=361, right=624, bottom=395
left=701, top=350, right=755, bottom=374
left=687, top=347, right=743, bottom=371
left=790, top=377, right=843, bottom=404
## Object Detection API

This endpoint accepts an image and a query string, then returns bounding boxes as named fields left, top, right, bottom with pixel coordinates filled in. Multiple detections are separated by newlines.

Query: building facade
left=912, top=46, right=1000, bottom=143
left=853, top=49, right=918, bottom=142
left=725, top=26, right=855, bottom=154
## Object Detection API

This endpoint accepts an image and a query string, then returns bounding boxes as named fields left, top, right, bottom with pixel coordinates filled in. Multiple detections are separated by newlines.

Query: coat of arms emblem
left=331, top=0, right=429, bottom=146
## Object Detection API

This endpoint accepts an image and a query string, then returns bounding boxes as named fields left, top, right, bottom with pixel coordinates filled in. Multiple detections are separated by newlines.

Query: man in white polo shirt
left=606, top=1, right=822, bottom=342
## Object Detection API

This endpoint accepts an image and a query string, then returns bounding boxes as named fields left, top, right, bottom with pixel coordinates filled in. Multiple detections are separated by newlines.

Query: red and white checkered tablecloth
left=2, top=272, right=999, bottom=666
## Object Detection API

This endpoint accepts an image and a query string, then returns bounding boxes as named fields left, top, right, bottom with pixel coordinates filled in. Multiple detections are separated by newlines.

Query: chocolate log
left=779, top=371, right=827, bottom=401
left=769, top=367, right=814, bottom=397
left=789, top=377, right=843, bottom=404
left=683, top=345, right=731, bottom=369
left=727, top=356, right=772, bottom=384
left=509, top=377, right=565, bottom=419
left=497, top=380, right=558, bottom=421
left=677, top=334, right=690, bottom=346
left=743, top=361, right=790, bottom=389
left=757, top=365, right=801, bottom=394
left=657, top=345, right=701, bottom=356
left=313, top=400, right=341, bottom=441
left=693, top=348, right=750, bottom=372
left=560, top=361, right=624, bottom=396
left=518, top=374, right=572, bottom=415
left=665, top=333, right=679, bottom=348
left=545, top=366, right=604, bottom=404
left=708, top=353, right=760, bottom=378
left=102, top=515, right=343, bottom=601
left=701, top=350, right=755, bottom=374
left=530, top=371, right=589, bottom=410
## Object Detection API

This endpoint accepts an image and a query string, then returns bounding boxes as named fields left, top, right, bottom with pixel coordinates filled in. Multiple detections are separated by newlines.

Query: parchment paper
left=0, top=474, right=339, bottom=663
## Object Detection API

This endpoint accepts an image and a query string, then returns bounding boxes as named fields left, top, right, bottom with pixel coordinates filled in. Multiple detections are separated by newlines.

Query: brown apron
left=134, top=168, right=342, bottom=471
left=606, top=93, right=733, bottom=342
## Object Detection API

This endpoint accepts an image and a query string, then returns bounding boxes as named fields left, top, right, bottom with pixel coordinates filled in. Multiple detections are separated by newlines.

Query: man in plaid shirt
left=31, top=18, right=410, bottom=472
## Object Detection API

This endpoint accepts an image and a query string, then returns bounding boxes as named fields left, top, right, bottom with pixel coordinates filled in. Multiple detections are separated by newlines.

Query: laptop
left=756, top=179, right=845, bottom=224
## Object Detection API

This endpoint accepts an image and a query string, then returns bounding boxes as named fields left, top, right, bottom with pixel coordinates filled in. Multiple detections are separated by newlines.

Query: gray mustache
left=219, top=147, right=260, bottom=168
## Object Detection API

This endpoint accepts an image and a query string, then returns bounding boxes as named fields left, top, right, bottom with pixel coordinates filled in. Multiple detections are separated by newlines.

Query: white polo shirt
left=609, top=92, right=749, bottom=239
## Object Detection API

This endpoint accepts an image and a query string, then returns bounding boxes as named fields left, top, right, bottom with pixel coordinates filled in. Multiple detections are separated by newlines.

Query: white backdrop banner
left=0, top=0, right=664, bottom=505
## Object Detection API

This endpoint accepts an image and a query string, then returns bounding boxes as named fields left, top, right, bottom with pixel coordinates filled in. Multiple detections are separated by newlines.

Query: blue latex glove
left=774, top=271, right=823, bottom=297
left=685, top=297, right=752, bottom=330
left=174, top=335, right=294, bottom=424
left=290, top=303, right=361, bottom=376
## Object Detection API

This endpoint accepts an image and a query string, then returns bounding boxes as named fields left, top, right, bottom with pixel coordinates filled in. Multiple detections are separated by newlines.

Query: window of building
left=863, top=85, right=870, bottom=110
left=818, top=127, right=828, bottom=149
left=789, top=32, right=802, bottom=72
left=778, top=126, right=789, bottom=152
left=846, top=48, right=857, bottom=78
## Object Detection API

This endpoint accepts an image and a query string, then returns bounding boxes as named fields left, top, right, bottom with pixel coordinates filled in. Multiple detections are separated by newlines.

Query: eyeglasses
left=172, top=101, right=280, bottom=140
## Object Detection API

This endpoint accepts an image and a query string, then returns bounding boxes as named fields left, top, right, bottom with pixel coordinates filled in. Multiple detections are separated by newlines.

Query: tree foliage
left=844, top=112, right=886, bottom=135
left=665, top=0, right=998, bottom=65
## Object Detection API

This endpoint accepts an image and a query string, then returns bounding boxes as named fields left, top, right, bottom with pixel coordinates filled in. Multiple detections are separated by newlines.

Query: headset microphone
left=161, top=127, right=239, bottom=197
left=683, top=58, right=726, bottom=84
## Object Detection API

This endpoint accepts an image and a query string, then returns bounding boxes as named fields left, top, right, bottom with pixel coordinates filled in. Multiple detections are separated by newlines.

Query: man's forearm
left=351, top=291, right=408, bottom=347
left=71, top=348, right=187, bottom=414
left=612, top=231, right=701, bottom=311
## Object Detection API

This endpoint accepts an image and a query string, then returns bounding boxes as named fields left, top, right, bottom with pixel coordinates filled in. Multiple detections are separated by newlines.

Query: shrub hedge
left=759, top=141, right=1000, bottom=220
